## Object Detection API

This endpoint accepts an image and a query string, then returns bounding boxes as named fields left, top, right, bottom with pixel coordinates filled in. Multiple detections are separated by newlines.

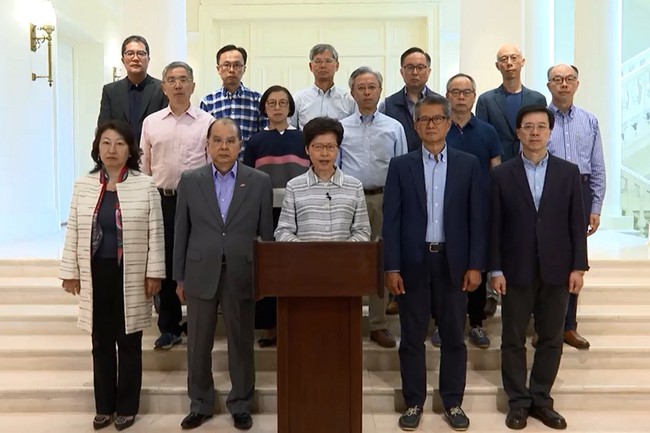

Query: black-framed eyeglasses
left=416, top=116, right=448, bottom=126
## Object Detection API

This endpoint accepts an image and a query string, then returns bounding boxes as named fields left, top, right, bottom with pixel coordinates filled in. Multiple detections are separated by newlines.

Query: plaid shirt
left=200, top=83, right=267, bottom=158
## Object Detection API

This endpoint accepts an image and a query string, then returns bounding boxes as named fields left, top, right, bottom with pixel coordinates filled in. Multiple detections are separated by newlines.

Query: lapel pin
left=240, top=183, right=246, bottom=187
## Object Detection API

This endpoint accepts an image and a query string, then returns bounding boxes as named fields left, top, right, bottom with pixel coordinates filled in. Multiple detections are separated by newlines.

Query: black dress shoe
left=93, top=414, right=112, bottom=430
left=181, top=412, right=213, bottom=430
left=114, top=415, right=135, bottom=431
left=531, top=406, right=567, bottom=429
left=506, top=407, right=529, bottom=430
left=233, top=412, right=253, bottom=430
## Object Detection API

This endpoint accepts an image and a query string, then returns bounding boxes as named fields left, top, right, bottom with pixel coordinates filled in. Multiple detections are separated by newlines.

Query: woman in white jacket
left=59, top=121, right=165, bottom=431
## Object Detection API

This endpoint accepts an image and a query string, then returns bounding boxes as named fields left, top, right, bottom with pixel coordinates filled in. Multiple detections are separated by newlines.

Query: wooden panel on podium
left=254, top=240, right=383, bottom=433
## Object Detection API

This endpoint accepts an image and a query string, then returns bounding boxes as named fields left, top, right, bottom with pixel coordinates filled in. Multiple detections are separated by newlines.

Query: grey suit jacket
left=173, top=163, right=274, bottom=300
left=97, top=75, right=168, bottom=143
left=476, top=85, right=547, bottom=161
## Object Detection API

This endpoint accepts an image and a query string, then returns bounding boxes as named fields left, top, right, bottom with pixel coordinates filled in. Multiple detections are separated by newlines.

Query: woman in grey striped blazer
left=59, top=121, right=165, bottom=431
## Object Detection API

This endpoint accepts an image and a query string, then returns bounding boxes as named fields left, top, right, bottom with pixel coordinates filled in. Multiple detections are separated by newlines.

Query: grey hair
left=309, top=44, right=339, bottom=61
left=415, top=94, right=452, bottom=119
left=162, top=61, right=194, bottom=81
left=546, top=64, right=580, bottom=80
left=348, top=66, right=383, bottom=90
left=445, top=73, right=476, bottom=92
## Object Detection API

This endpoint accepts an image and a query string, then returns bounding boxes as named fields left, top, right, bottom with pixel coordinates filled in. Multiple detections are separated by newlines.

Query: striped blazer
left=59, top=170, right=166, bottom=334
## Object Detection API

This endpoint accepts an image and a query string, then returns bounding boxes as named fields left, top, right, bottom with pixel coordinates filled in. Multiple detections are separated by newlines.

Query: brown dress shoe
left=370, top=329, right=396, bottom=348
left=385, top=300, right=399, bottom=315
left=563, top=330, right=590, bottom=349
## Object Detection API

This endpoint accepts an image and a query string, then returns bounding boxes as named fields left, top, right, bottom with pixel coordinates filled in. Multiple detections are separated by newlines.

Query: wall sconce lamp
left=112, top=66, right=123, bottom=82
left=30, top=1, right=56, bottom=87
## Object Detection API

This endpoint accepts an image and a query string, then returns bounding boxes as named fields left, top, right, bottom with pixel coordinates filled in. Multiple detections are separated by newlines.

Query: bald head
left=496, top=44, right=522, bottom=61
left=495, top=44, right=525, bottom=83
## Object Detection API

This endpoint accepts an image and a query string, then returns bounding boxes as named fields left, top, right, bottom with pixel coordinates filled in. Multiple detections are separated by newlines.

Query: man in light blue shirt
left=339, top=67, right=407, bottom=349
left=290, top=44, right=356, bottom=129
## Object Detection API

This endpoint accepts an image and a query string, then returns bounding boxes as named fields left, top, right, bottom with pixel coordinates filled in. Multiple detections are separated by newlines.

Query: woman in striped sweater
left=59, top=121, right=165, bottom=431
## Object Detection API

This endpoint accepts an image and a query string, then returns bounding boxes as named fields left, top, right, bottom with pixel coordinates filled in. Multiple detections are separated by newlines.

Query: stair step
left=0, top=369, right=648, bottom=414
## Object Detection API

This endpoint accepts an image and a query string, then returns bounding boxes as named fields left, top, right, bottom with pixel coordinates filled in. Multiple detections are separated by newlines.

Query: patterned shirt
left=200, top=83, right=267, bottom=158
left=547, top=103, right=606, bottom=214
left=275, top=167, right=370, bottom=242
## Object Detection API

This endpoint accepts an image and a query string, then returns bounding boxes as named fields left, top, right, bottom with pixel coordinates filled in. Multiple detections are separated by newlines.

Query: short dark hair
left=400, top=47, right=431, bottom=66
left=259, top=85, right=296, bottom=117
left=303, top=117, right=344, bottom=147
left=516, top=105, right=555, bottom=130
left=414, top=94, right=451, bottom=119
left=91, top=121, right=141, bottom=173
left=207, top=118, right=243, bottom=141
left=216, top=45, right=248, bottom=65
left=121, top=35, right=150, bottom=56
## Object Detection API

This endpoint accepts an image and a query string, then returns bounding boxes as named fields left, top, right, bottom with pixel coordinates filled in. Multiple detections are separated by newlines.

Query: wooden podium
left=254, top=240, right=383, bottom=433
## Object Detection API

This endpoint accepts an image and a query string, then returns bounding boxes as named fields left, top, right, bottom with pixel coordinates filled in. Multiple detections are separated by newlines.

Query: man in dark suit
left=173, top=118, right=274, bottom=430
left=97, top=35, right=168, bottom=145
left=490, top=105, right=588, bottom=430
left=383, top=94, right=486, bottom=431
left=475, top=43, right=547, bottom=317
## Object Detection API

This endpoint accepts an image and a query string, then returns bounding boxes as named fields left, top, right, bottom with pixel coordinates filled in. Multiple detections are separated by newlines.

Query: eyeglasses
left=165, top=76, right=192, bottom=85
left=123, top=50, right=148, bottom=59
left=218, top=62, right=244, bottom=71
left=266, top=99, right=289, bottom=108
left=448, top=89, right=475, bottom=97
left=354, top=85, right=379, bottom=93
left=416, top=116, right=448, bottom=126
left=311, top=144, right=338, bottom=152
left=311, top=58, right=336, bottom=65
left=550, top=75, right=577, bottom=84
left=520, top=123, right=550, bottom=133
left=497, top=54, right=521, bottom=63
left=402, top=64, right=428, bottom=73
left=210, top=137, right=240, bottom=146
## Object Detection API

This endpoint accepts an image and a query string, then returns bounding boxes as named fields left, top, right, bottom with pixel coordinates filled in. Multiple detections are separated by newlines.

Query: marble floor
left=0, top=228, right=649, bottom=261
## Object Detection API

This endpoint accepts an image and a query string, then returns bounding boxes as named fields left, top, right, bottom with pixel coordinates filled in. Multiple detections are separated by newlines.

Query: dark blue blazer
left=384, top=87, right=441, bottom=152
left=489, top=154, right=589, bottom=287
left=475, top=85, right=547, bottom=161
left=382, top=147, right=487, bottom=288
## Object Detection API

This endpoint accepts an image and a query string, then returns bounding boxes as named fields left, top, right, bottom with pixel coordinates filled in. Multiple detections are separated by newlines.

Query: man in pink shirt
left=141, top=61, right=215, bottom=350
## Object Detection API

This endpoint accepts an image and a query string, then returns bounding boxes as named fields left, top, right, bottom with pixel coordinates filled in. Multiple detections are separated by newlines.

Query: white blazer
left=59, top=170, right=165, bottom=334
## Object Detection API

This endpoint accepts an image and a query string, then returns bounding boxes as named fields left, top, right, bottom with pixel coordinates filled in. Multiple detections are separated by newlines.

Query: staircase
left=0, top=259, right=649, bottom=432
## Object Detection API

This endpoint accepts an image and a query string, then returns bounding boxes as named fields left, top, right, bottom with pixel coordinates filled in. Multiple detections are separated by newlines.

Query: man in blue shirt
left=339, top=67, right=408, bottom=348
left=200, top=45, right=266, bottom=159
left=445, top=73, right=502, bottom=349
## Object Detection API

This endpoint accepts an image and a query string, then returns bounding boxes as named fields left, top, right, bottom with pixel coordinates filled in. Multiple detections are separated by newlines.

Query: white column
left=523, top=0, right=555, bottom=98
left=574, top=0, right=631, bottom=229
left=121, top=0, right=187, bottom=79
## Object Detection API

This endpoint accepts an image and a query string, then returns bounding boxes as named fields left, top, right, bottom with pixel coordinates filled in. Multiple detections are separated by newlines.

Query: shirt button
left=325, top=226, right=330, bottom=231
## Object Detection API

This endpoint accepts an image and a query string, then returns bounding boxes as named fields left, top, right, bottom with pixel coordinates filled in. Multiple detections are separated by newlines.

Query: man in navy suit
left=475, top=44, right=547, bottom=317
left=383, top=94, right=487, bottom=431
left=490, top=105, right=588, bottom=430
left=97, top=35, right=168, bottom=145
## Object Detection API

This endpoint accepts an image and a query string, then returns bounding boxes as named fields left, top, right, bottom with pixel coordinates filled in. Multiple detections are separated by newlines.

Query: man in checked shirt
left=200, top=44, right=266, bottom=159
left=546, top=63, right=606, bottom=350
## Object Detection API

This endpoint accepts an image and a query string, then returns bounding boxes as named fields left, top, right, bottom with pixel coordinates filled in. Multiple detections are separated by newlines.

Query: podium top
left=253, top=240, right=384, bottom=298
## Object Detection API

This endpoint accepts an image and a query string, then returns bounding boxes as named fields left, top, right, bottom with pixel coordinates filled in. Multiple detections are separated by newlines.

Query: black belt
left=158, top=188, right=177, bottom=196
left=581, top=174, right=590, bottom=184
left=426, top=242, right=446, bottom=253
left=364, top=187, right=384, bottom=195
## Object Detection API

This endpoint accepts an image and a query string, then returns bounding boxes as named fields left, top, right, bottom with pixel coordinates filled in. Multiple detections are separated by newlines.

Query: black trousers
left=158, top=192, right=183, bottom=336
left=501, top=268, right=569, bottom=409
left=254, top=207, right=281, bottom=330
left=91, top=258, right=143, bottom=416
left=565, top=179, right=592, bottom=332
left=431, top=271, right=486, bottom=327
left=399, top=251, right=467, bottom=409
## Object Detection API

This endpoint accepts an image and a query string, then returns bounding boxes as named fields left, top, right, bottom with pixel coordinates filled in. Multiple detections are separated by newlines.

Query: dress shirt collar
left=403, top=86, right=429, bottom=100
left=306, top=166, right=344, bottom=186
left=212, top=161, right=238, bottom=180
left=263, top=125, right=297, bottom=133
left=548, top=102, right=575, bottom=119
left=422, top=144, right=447, bottom=164
left=355, top=109, right=379, bottom=124
left=451, top=114, right=477, bottom=130
left=127, top=75, right=150, bottom=90
left=221, top=83, right=244, bottom=98
left=521, top=151, right=549, bottom=168
left=162, top=104, right=199, bottom=120
left=310, top=83, right=339, bottom=96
